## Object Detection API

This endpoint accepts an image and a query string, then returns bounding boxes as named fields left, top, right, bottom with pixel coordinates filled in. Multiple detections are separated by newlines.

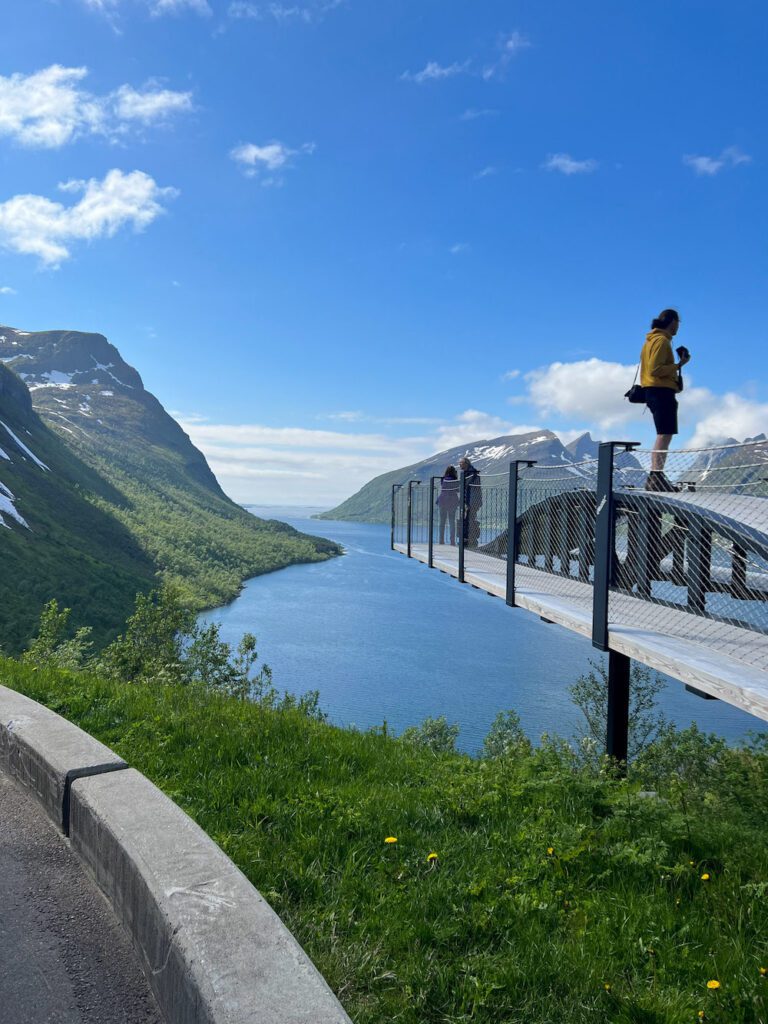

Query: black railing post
left=506, top=460, right=536, bottom=607
left=428, top=476, right=437, bottom=567
left=390, top=483, right=402, bottom=551
left=592, top=441, right=639, bottom=651
left=406, top=480, right=419, bottom=558
left=458, top=470, right=466, bottom=582
left=688, top=520, right=712, bottom=615
left=606, top=649, right=630, bottom=766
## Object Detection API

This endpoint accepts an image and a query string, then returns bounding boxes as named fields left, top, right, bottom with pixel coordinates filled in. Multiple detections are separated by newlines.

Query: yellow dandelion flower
left=706, top=980, right=720, bottom=990
left=547, top=846, right=555, bottom=856
left=689, top=860, right=695, bottom=866
left=603, top=983, right=611, bottom=992
left=384, top=836, right=397, bottom=844
left=426, top=852, right=438, bottom=862
left=698, top=1012, right=705, bottom=1021
left=700, top=873, right=710, bottom=881
left=760, top=967, right=767, bottom=977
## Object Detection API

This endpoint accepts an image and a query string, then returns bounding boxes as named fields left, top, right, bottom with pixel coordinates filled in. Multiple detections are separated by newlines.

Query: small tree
left=481, top=709, right=531, bottom=759
left=23, top=599, right=93, bottom=671
left=401, top=715, right=460, bottom=753
left=569, top=658, right=668, bottom=763
left=96, top=586, right=195, bottom=684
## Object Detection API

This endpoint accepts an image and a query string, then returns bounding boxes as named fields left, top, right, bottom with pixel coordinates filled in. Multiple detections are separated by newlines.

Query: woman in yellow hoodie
left=640, top=308, right=691, bottom=491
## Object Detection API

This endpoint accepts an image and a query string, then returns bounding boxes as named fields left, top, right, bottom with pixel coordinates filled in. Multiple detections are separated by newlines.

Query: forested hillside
left=0, top=362, right=156, bottom=651
left=0, top=324, right=340, bottom=652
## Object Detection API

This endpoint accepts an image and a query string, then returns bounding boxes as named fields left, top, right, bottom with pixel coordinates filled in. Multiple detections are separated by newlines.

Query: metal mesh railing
left=610, top=442, right=768, bottom=667
left=392, top=484, right=410, bottom=548
left=464, top=473, right=508, bottom=576
left=391, top=440, right=768, bottom=672
left=515, top=460, right=598, bottom=599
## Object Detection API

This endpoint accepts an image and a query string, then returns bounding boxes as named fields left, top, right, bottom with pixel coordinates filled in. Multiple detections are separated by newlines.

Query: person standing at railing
left=437, top=465, right=460, bottom=545
left=459, top=456, right=482, bottom=547
left=640, top=308, right=691, bottom=492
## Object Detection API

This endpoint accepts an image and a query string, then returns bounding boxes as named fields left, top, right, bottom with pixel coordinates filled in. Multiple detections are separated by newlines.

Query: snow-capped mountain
left=317, top=429, right=602, bottom=523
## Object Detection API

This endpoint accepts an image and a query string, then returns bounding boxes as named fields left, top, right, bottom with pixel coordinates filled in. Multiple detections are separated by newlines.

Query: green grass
left=4, top=658, right=768, bottom=1024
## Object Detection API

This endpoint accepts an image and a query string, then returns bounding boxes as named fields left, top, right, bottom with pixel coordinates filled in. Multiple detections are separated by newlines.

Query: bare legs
left=651, top=434, right=672, bottom=472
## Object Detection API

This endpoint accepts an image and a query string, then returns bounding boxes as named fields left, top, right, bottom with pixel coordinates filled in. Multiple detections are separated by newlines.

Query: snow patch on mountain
left=0, top=420, right=49, bottom=470
left=0, top=479, right=29, bottom=529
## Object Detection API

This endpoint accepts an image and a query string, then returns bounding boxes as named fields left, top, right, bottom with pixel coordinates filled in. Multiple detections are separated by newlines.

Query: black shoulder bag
left=624, top=364, right=646, bottom=404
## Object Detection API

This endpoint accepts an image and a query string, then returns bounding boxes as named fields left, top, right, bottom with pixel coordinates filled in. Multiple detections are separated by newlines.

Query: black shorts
left=645, top=386, right=678, bottom=435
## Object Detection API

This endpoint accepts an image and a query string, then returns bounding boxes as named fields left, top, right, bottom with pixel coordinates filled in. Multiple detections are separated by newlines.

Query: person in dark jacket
left=437, top=465, right=459, bottom=544
left=459, top=456, right=482, bottom=547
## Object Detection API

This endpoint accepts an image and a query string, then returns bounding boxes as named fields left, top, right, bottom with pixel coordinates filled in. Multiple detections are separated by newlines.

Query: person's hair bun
left=651, top=308, right=680, bottom=330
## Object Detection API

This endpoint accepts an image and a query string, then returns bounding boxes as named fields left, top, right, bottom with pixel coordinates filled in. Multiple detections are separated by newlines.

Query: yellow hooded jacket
left=640, top=329, right=680, bottom=390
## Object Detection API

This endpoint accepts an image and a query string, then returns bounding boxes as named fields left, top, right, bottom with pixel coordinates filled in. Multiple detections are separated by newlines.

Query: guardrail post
left=506, top=460, right=536, bottom=607
left=592, top=441, right=639, bottom=652
left=458, top=470, right=466, bottom=582
left=406, top=480, right=420, bottom=558
left=606, top=649, right=630, bottom=766
left=428, top=476, right=437, bottom=567
left=688, top=520, right=712, bottom=615
left=390, top=483, right=402, bottom=551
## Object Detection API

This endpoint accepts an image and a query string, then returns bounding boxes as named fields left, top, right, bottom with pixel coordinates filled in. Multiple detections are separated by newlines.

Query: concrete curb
left=0, top=684, right=126, bottom=832
left=0, top=686, right=352, bottom=1024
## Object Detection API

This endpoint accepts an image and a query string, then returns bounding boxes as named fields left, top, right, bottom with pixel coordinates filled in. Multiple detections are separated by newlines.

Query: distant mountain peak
left=564, top=432, right=599, bottom=461
left=0, top=325, right=143, bottom=393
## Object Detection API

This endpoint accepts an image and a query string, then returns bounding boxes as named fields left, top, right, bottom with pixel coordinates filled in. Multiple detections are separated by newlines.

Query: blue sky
left=0, top=0, right=765, bottom=504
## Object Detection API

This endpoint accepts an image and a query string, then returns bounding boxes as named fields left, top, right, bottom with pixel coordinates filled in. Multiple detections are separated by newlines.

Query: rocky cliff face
left=0, top=325, right=223, bottom=496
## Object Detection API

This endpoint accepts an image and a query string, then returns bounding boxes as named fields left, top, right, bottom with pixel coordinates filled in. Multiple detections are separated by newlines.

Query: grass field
left=4, top=658, right=768, bottom=1024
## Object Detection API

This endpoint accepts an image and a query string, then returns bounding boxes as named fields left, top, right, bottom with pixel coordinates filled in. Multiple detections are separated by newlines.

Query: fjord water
left=200, top=508, right=759, bottom=753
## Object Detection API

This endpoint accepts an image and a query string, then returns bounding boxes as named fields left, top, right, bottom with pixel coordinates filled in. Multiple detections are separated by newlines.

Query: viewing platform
left=392, top=440, right=768, bottom=755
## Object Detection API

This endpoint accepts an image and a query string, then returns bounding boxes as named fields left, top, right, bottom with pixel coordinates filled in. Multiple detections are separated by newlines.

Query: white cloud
left=0, top=169, right=178, bottom=267
left=449, top=243, right=469, bottom=255
left=689, top=393, right=768, bottom=447
left=82, top=0, right=211, bottom=15
left=112, top=83, right=194, bottom=123
left=230, top=140, right=315, bottom=183
left=482, top=31, right=531, bottom=80
left=520, top=356, right=767, bottom=448
left=460, top=108, right=497, bottom=121
left=150, top=0, right=211, bottom=13
left=0, top=65, right=193, bottom=148
left=227, top=0, right=342, bottom=21
left=475, top=165, right=497, bottom=179
left=683, top=146, right=751, bottom=176
left=543, top=153, right=598, bottom=175
left=326, top=410, right=365, bottom=422
left=401, top=61, right=469, bottom=84
left=0, top=286, right=16, bottom=295
left=525, top=358, right=641, bottom=430
left=431, top=410, right=541, bottom=452
left=501, top=369, right=520, bottom=381
left=177, top=408, right=546, bottom=504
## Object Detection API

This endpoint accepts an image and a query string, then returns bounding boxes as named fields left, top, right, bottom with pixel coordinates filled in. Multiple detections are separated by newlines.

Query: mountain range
left=0, top=324, right=340, bottom=653
left=317, top=430, right=600, bottom=523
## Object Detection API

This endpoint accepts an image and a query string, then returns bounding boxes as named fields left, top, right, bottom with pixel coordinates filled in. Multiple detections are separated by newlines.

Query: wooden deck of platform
left=394, top=541, right=768, bottom=725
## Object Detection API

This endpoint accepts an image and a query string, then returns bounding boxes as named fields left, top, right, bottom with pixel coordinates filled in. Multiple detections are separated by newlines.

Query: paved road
left=0, top=772, right=163, bottom=1024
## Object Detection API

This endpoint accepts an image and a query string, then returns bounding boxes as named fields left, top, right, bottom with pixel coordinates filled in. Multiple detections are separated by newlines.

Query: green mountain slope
left=0, top=362, right=157, bottom=653
left=0, top=324, right=340, bottom=649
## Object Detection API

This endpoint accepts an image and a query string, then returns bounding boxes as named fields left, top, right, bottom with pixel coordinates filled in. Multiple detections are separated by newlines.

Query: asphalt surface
left=0, top=772, right=163, bottom=1024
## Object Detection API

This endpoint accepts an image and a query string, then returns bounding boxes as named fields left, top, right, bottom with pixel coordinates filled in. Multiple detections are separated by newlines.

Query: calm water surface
left=199, top=506, right=761, bottom=753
